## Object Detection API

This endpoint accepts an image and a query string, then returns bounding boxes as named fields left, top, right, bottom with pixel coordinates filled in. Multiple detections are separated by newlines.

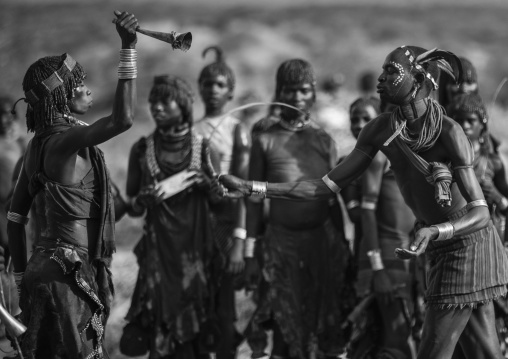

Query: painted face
left=199, top=74, right=232, bottom=112
left=68, top=81, right=93, bottom=115
left=453, top=110, right=484, bottom=142
left=150, top=98, right=183, bottom=130
left=0, top=101, right=14, bottom=135
left=278, top=82, right=315, bottom=119
left=377, top=50, right=414, bottom=105
left=350, top=104, right=378, bottom=139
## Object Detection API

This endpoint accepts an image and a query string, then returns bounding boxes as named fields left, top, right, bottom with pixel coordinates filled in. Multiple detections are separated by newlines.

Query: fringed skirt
left=424, top=206, right=508, bottom=308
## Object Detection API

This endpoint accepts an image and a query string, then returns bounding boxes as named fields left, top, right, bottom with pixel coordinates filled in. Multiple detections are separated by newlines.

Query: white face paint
left=391, top=61, right=405, bottom=86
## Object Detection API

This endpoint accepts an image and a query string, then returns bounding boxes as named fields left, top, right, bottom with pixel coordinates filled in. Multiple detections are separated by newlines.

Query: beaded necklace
left=383, top=98, right=444, bottom=153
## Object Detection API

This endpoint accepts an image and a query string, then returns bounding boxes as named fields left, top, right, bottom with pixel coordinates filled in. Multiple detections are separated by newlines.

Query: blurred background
left=2, top=0, right=508, bottom=357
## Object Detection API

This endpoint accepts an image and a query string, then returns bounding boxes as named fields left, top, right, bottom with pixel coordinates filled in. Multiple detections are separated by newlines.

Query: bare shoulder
left=357, top=113, right=392, bottom=147
left=441, top=115, right=473, bottom=165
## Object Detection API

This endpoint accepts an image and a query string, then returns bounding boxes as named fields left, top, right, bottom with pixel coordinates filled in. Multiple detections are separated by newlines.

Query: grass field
left=3, top=1, right=508, bottom=357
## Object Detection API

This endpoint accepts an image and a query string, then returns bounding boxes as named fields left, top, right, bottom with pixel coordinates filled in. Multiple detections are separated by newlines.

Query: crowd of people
left=2, top=9, right=508, bottom=359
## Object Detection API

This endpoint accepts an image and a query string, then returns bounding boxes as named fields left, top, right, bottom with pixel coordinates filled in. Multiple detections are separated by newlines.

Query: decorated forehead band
left=400, top=46, right=439, bottom=90
left=25, top=54, right=78, bottom=106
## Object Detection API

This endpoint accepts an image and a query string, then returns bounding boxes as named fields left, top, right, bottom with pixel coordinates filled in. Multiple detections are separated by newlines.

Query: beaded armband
left=366, top=249, right=384, bottom=271
left=322, top=175, right=341, bottom=193
left=7, top=211, right=29, bottom=225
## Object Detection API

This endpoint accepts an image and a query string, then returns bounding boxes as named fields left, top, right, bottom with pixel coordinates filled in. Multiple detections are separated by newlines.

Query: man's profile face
left=68, top=81, right=93, bottom=115
left=278, top=82, right=315, bottom=117
left=377, top=50, right=414, bottom=106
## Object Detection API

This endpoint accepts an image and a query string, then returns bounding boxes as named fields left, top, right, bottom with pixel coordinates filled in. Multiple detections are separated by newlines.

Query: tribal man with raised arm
left=218, top=46, right=508, bottom=359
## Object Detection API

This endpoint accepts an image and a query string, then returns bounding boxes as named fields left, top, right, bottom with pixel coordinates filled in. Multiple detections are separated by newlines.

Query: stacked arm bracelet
left=465, top=199, right=488, bottom=211
left=7, top=211, right=29, bottom=225
left=118, top=49, right=137, bottom=79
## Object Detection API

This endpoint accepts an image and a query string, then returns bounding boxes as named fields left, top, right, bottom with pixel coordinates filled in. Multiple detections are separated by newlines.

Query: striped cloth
left=423, top=205, right=508, bottom=308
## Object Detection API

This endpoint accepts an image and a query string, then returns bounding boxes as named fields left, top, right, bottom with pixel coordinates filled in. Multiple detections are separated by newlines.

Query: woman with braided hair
left=194, top=45, right=250, bottom=359
left=123, top=74, right=219, bottom=359
left=218, top=45, right=508, bottom=359
left=7, top=10, right=138, bottom=358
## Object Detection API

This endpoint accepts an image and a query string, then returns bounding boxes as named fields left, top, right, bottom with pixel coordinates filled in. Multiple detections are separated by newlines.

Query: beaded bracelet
left=250, top=181, right=267, bottom=198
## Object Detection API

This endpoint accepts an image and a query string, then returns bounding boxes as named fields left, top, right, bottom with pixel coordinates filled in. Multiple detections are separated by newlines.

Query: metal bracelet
left=244, top=237, right=257, bottom=258
left=361, top=199, right=377, bottom=210
left=233, top=228, right=247, bottom=240
left=322, top=175, right=341, bottom=193
left=432, top=222, right=455, bottom=241
left=250, top=181, right=267, bottom=198
left=465, top=199, right=488, bottom=211
left=346, top=200, right=360, bottom=210
left=7, top=211, right=29, bottom=225
left=366, top=249, right=384, bottom=271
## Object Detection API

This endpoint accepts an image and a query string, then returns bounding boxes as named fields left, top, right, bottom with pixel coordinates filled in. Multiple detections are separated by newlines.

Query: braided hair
left=22, top=54, right=86, bottom=132
left=448, top=93, right=488, bottom=125
left=198, top=46, right=235, bottom=91
left=149, top=75, right=195, bottom=126
left=275, top=59, right=316, bottom=101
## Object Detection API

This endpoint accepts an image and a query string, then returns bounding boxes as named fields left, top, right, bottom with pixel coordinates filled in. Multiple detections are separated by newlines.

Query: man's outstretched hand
left=395, top=226, right=438, bottom=259
left=213, top=174, right=251, bottom=198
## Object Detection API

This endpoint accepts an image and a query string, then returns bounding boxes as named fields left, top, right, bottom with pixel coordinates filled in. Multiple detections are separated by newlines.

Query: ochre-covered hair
left=275, top=59, right=316, bottom=100
left=349, top=96, right=381, bottom=115
left=22, top=54, right=86, bottom=132
left=448, top=93, right=488, bottom=124
left=198, top=46, right=235, bottom=91
left=149, top=75, right=195, bottom=125
left=459, top=57, right=478, bottom=85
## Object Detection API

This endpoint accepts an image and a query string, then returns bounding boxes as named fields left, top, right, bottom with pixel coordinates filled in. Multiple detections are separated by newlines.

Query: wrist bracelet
left=500, top=197, right=508, bottom=211
left=250, top=181, right=267, bottom=198
left=366, top=249, right=384, bottom=271
left=244, top=237, right=257, bottom=258
left=346, top=200, right=360, bottom=210
left=233, top=228, right=247, bottom=240
left=431, top=222, right=455, bottom=241
left=13, top=271, right=24, bottom=296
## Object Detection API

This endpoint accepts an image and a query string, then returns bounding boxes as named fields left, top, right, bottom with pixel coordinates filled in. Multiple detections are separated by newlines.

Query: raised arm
left=51, top=11, right=138, bottom=155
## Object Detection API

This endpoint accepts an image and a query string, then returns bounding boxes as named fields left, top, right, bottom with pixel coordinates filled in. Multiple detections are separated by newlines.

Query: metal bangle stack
left=118, top=49, right=137, bottom=79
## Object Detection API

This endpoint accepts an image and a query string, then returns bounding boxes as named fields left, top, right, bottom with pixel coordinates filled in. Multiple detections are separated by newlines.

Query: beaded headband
left=24, top=54, right=77, bottom=106
left=400, top=46, right=439, bottom=90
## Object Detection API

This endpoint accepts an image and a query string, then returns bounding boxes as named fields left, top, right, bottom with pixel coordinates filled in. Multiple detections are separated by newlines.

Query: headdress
left=397, top=46, right=464, bottom=91
left=275, top=59, right=316, bottom=100
left=22, top=53, right=86, bottom=132
left=149, top=75, right=195, bottom=125
left=198, top=46, right=235, bottom=91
